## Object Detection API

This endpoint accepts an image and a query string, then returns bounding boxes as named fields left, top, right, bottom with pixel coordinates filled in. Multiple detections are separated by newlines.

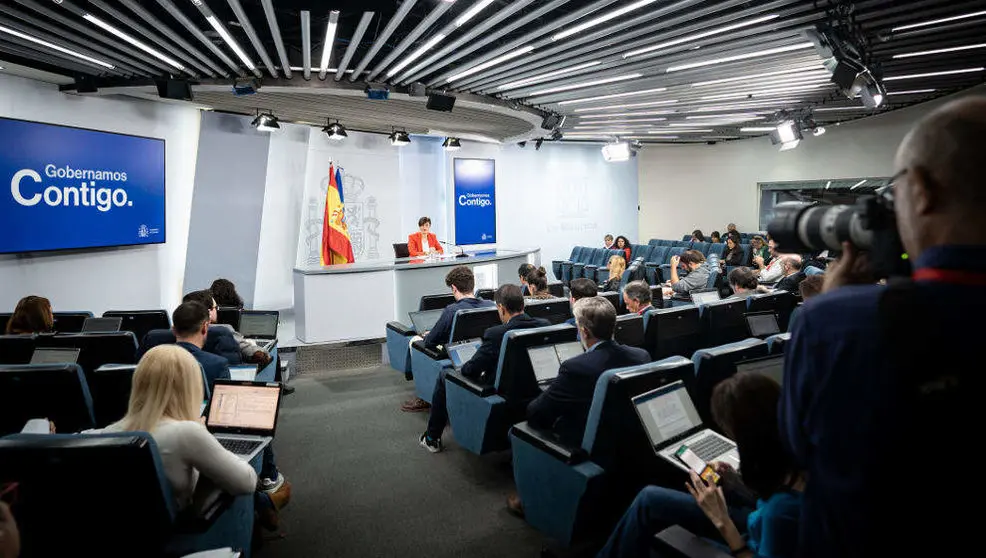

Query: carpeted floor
left=254, top=366, right=547, bottom=557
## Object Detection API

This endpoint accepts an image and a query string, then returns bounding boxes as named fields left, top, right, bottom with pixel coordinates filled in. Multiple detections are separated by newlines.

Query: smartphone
left=675, top=445, right=721, bottom=485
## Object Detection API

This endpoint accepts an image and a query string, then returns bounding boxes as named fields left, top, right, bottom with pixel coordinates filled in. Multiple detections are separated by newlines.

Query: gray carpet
left=255, top=366, right=546, bottom=557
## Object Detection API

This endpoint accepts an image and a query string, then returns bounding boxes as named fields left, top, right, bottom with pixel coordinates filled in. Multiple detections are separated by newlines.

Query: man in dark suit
left=419, top=284, right=549, bottom=453
left=181, top=290, right=243, bottom=365
left=565, top=278, right=598, bottom=327
left=173, top=301, right=230, bottom=394
left=772, top=255, right=806, bottom=295
left=527, top=296, right=650, bottom=445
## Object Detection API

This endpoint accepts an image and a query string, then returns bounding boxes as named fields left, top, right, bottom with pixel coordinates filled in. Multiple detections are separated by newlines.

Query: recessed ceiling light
left=624, top=14, right=780, bottom=58
left=883, top=67, right=984, bottom=81
left=666, top=43, right=814, bottom=73
left=892, top=10, right=986, bottom=32
left=529, top=73, right=643, bottom=96
left=892, top=43, right=986, bottom=59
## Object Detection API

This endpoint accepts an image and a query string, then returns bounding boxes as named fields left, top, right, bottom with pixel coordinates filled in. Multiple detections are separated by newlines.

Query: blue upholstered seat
left=410, top=307, right=500, bottom=402
left=699, top=298, right=749, bottom=348
left=385, top=321, right=415, bottom=376
left=0, top=432, right=254, bottom=556
left=766, top=332, right=791, bottom=355
left=510, top=356, right=694, bottom=545
left=643, top=306, right=703, bottom=361
left=746, top=290, right=799, bottom=332
left=691, top=338, right=768, bottom=422
left=444, top=324, right=577, bottom=455
left=0, top=363, right=95, bottom=436
left=553, top=246, right=581, bottom=281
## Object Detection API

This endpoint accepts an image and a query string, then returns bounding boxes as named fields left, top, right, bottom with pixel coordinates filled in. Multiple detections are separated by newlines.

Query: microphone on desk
left=437, top=240, right=469, bottom=259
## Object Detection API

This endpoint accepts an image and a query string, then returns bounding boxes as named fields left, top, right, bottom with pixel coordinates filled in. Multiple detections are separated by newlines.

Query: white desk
left=292, top=248, right=540, bottom=343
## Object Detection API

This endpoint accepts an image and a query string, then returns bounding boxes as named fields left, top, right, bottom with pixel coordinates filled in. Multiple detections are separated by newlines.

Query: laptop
left=690, top=291, right=721, bottom=306
left=205, top=380, right=282, bottom=462
left=239, top=311, right=279, bottom=351
left=447, top=338, right=482, bottom=369
left=30, top=347, right=81, bottom=364
left=526, top=341, right=585, bottom=387
left=408, top=309, right=445, bottom=336
left=745, top=311, right=780, bottom=338
left=81, top=317, right=122, bottom=332
left=736, top=355, right=785, bottom=385
left=632, top=380, right=740, bottom=473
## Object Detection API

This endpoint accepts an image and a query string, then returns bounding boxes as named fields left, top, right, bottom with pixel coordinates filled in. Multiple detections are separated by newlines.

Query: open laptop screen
left=30, top=347, right=81, bottom=364
left=633, top=381, right=702, bottom=447
left=691, top=291, right=721, bottom=305
left=207, top=382, right=281, bottom=432
left=447, top=340, right=481, bottom=367
left=553, top=341, right=584, bottom=363
left=527, top=345, right=561, bottom=383
left=81, top=317, right=122, bottom=332
left=746, top=313, right=780, bottom=337
left=240, top=312, right=278, bottom=338
left=736, top=355, right=785, bottom=385
left=408, top=309, right=444, bottom=335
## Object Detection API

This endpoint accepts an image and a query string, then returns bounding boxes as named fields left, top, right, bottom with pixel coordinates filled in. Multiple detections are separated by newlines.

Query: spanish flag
left=320, top=164, right=355, bottom=265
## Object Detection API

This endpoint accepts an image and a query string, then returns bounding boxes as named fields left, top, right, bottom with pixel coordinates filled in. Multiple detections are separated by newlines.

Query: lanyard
left=912, top=268, right=986, bottom=286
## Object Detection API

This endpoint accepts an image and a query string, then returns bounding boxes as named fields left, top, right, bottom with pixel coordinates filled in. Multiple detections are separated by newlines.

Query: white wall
left=638, top=85, right=986, bottom=241
left=294, top=132, right=640, bottom=282
left=0, top=74, right=200, bottom=315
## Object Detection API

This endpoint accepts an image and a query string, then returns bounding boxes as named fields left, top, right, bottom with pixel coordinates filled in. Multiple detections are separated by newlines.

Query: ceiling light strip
left=387, top=34, right=447, bottom=78
left=883, top=67, right=984, bottom=81
left=891, top=10, right=986, bottom=32
left=624, top=13, right=779, bottom=58
left=448, top=45, right=535, bottom=81
left=885, top=89, right=936, bottom=95
left=574, top=99, right=680, bottom=112
left=225, top=0, right=280, bottom=77
left=81, top=13, right=182, bottom=70
left=892, top=43, right=986, bottom=59
left=367, top=0, right=455, bottom=81
left=690, top=64, right=827, bottom=87
left=456, top=0, right=496, bottom=27
left=552, top=0, right=658, bottom=41
left=0, top=23, right=114, bottom=68
left=497, top=61, right=601, bottom=91
left=318, top=10, right=340, bottom=79
left=558, top=87, right=669, bottom=105
left=667, top=42, right=814, bottom=72
left=527, top=73, right=642, bottom=96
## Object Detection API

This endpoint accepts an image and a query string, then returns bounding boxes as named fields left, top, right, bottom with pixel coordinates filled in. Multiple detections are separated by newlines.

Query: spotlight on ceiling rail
left=322, top=119, right=347, bottom=141
left=251, top=110, right=280, bottom=132
left=389, top=129, right=411, bottom=146
left=442, top=137, right=461, bottom=151
left=804, top=24, right=885, bottom=108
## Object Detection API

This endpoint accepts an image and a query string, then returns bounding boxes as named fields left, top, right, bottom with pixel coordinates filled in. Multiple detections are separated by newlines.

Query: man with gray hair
left=781, top=96, right=986, bottom=557
left=622, top=280, right=652, bottom=315
left=527, top=296, right=650, bottom=445
left=770, top=254, right=805, bottom=294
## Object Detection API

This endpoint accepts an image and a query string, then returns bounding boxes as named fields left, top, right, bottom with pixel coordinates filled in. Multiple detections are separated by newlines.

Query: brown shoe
left=256, top=480, right=292, bottom=532
left=506, top=492, right=525, bottom=518
left=269, top=479, right=292, bottom=511
left=401, top=397, right=431, bottom=412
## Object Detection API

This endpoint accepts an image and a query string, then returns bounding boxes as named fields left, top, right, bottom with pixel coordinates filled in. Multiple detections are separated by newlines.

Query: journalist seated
left=173, top=301, right=231, bottom=393
left=669, top=250, right=710, bottom=296
left=526, top=296, right=649, bottom=446
left=767, top=256, right=805, bottom=295
left=623, top=281, right=652, bottom=316
left=401, top=266, right=495, bottom=413
left=566, top=278, right=599, bottom=327
left=419, top=284, right=549, bottom=453
left=727, top=267, right=759, bottom=300
left=597, top=372, right=803, bottom=558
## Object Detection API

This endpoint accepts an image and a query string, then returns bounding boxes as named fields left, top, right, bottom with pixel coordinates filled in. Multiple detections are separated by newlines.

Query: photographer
left=779, top=97, right=984, bottom=556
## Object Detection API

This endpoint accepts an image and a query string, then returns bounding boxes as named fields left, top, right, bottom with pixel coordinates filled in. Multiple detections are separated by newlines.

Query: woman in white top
left=100, top=345, right=257, bottom=508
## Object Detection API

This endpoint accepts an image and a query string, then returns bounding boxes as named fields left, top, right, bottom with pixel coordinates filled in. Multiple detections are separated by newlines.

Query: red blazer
left=407, top=232, right=443, bottom=257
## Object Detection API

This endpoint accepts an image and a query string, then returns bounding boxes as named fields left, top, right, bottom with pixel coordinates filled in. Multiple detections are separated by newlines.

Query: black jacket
left=527, top=340, right=650, bottom=445
left=461, top=313, right=550, bottom=381
left=775, top=271, right=807, bottom=295
left=724, top=246, right=745, bottom=266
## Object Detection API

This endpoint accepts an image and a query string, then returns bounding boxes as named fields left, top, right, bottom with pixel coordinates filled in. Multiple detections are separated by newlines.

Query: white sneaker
left=260, top=472, right=285, bottom=493
left=419, top=433, right=443, bottom=453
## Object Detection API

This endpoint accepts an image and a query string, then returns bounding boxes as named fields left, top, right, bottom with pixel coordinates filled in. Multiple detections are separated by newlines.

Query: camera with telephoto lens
left=767, top=192, right=911, bottom=278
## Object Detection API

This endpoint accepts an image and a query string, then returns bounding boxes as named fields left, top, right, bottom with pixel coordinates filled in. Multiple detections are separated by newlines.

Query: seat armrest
left=411, top=339, right=446, bottom=360
left=446, top=371, right=496, bottom=397
left=551, top=259, right=572, bottom=265
left=653, top=526, right=731, bottom=558
left=175, top=484, right=235, bottom=533
left=387, top=321, right=415, bottom=336
left=511, top=421, right=587, bottom=465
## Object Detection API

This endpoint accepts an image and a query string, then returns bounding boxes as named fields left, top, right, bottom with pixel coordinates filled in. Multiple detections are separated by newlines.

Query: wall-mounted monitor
left=0, top=117, right=166, bottom=254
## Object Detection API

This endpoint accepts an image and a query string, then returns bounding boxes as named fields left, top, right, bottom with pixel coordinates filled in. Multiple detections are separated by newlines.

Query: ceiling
left=1, top=0, right=985, bottom=144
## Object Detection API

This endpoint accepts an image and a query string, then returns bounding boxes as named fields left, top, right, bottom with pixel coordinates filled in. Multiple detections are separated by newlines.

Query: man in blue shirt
left=402, top=266, right=494, bottom=412
left=780, top=97, right=985, bottom=557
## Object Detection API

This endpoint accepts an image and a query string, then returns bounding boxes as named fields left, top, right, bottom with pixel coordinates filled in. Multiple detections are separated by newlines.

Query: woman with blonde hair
left=101, top=345, right=257, bottom=508
left=600, top=255, right=626, bottom=292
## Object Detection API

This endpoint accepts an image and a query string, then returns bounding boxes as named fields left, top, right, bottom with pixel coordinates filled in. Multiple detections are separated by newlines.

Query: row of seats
left=416, top=283, right=565, bottom=311
left=551, top=247, right=626, bottom=283
left=511, top=333, right=786, bottom=545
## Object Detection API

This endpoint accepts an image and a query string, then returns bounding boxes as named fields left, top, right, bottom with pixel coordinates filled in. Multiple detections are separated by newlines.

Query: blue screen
left=0, top=117, right=166, bottom=254
left=453, top=158, right=496, bottom=245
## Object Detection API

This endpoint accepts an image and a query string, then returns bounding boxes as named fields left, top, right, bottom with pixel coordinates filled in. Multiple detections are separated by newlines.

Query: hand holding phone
left=675, top=445, right=721, bottom=485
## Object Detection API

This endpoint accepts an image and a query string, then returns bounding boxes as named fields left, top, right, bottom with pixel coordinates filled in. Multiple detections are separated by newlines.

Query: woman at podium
left=408, top=217, right=444, bottom=257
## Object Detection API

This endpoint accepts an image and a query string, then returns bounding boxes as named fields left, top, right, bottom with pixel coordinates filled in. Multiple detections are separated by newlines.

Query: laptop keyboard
left=688, top=434, right=736, bottom=462
left=218, top=438, right=263, bottom=455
